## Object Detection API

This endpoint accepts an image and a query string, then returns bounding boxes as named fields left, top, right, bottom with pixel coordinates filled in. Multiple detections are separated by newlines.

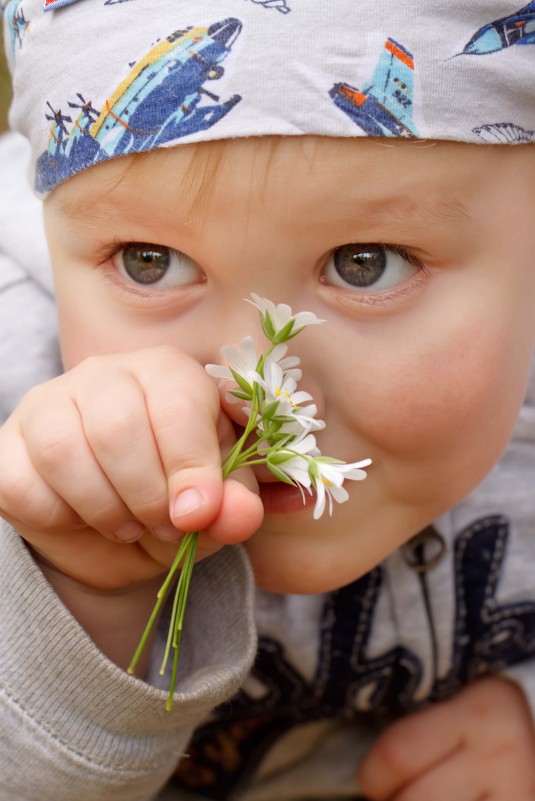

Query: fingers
left=0, top=418, right=80, bottom=533
left=358, top=701, right=463, bottom=800
left=139, top=352, right=225, bottom=534
left=1, top=347, right=262, bottom=553
left=20, top=385, right=145, bottom=541
left=199, top=478, right=264, bottom=550
left=358, top=677, right=535, bottom=801
left=375, top=750, right=484, bottom=801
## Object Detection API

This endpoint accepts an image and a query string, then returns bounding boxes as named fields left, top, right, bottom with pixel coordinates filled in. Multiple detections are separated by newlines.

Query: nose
left=201, top=297, right=268, bottom=366
left=197, top=294, right=326, bottom=432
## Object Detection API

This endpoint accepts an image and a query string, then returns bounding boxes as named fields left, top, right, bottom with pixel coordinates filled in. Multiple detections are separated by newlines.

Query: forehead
left=48, top=136, right=535, bottom=233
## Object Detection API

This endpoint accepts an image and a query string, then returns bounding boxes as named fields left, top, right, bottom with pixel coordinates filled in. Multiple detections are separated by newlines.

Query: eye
left=323, top=243, right=423, bottom=293
left=112, top=243, right=202, bottom=288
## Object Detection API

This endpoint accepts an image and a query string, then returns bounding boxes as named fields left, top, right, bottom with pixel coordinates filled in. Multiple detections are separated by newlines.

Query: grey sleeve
left=0, top=521, right=257, bottom=801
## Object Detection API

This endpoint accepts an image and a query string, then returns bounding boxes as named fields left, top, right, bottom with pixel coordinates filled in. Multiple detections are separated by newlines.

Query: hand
left=358, top=675, right=535, bottom=801
left=0, top=345, right=263, bottom=592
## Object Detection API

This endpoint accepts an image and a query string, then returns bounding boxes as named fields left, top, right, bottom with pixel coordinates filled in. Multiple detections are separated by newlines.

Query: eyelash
left=96, top=237, right=137, bottom=266
left=98, top=240, right=426, bottom=266
left=96, top=238, right=428, bottom=301
left=380, top=244, right=426, bottom=272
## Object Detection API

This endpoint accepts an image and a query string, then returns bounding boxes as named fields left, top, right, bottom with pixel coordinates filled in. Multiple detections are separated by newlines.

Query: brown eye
left=122, top=245, right=170, bottom=284
left=333, top=244, right=386, bottom=287
left=323, top=243, right=423, bottom=293
left=112, top=243, right=203, bottom=289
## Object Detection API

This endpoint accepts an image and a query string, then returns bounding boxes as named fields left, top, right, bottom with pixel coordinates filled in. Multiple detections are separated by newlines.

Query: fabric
left=0, top=133, right=61, bottom=422
left=0, top=516, right=257, bottom=801
left=1, top=0, right=535, bottom=194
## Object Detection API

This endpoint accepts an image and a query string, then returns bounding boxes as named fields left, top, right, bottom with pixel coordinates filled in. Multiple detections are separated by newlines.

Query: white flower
left=256, top=361, right=326, bottom=438
left=260, top=361, right=312, bottom=411
left=310, top=458, right=372, bottom=520
left=205, top=336, right=259, bottom=387
left=206, top=337, right=301, bottom=400
left=248, top=294, right=325, bottom=343
left=266, top=432, right=320, bottom=496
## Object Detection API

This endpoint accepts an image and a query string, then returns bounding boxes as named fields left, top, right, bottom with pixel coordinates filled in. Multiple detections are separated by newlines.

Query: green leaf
left=267, top=463, right=296, bottom=485
left=260, top=400, right=280, bottom=420
left=267, top=450, right=295, bottom=465
left=272, top=319, right=295, bottom=344
left=229, top=389, right=252, bottom=401
left=261, top=314, right=276, bottom=342
left=229, top=367, right=253, bottom=395
left=308, top=459, right=320, bottom=479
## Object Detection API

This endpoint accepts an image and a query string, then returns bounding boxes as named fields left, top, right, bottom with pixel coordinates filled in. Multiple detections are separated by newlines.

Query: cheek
left=53, top=271, right=172, bottom=368
left=325, top=310, right=532, bottom=512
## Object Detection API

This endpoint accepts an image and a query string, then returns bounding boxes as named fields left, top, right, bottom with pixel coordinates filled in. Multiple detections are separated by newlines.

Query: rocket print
left=459, top=2, right=535, bottom=54
left=330, top=38, right=418, bottom=137
left=35, top=18, right=243, bottom=192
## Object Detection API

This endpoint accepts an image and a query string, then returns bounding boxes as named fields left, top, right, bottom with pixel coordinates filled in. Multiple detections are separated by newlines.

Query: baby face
left=43, top=136, right=535, bottom=593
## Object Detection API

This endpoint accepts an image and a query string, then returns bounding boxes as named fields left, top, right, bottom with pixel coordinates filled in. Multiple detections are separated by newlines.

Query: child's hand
left=0, top=346, right=264, bottom=592
left=358, top=675, right=535, bottom=801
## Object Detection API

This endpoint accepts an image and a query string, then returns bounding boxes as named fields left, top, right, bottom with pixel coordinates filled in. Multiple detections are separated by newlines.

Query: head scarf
left=2, top=0, right=535, bottom=194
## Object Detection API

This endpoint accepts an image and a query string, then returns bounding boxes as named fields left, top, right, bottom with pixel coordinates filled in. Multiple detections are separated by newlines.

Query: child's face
left=44, top=137, right=535, bottom=594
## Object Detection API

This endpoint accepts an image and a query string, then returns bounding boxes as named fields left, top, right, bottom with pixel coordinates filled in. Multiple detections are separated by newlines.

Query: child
left=1, top=1, right=535, bottom=798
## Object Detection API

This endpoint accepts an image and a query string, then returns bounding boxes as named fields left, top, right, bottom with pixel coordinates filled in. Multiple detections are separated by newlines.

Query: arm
left=0, top=342, right=263, bottom=799
left=0, top=521, right=257, bottom=801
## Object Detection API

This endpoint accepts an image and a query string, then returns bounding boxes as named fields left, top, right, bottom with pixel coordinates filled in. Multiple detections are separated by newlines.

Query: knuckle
left=127, top=489, right=169, bottom=525
left=82, top=500, right=129, bottom=533
left=30, top=426, right=79, bottom=471
left=371, top=731, right=411, bottom=775
left=87, top=407, right=141, bottom=452
left=0, top=464, right=34, bottom=515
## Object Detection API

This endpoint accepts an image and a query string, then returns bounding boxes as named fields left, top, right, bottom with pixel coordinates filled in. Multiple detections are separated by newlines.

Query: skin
left=1, top=136, right=535, bottom=797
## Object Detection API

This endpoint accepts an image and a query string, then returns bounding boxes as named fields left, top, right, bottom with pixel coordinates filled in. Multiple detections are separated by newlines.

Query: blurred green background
left=1, top=24, right=12, bottom=133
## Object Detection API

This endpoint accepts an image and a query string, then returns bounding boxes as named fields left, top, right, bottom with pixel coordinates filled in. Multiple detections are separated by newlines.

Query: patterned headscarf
left=2, top=0, right=535, bottom=194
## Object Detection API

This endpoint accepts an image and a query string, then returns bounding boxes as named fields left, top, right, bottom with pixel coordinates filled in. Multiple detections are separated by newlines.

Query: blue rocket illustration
left=460, top=2, right=535, bottom=55
left=36, top=18, right=243, bottom=193
left=329, top=38, right=418, bottom=138
left=4, top=0, right=30, bottom=54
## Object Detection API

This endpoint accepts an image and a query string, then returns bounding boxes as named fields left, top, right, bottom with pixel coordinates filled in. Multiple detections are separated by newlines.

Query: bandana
left=2, top=0, right=535, bottom=194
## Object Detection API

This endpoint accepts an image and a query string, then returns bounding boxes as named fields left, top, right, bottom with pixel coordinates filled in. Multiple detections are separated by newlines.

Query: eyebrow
left=58, top=194, right=472, bottom=231
left=354, top=195, right=472, bottom=229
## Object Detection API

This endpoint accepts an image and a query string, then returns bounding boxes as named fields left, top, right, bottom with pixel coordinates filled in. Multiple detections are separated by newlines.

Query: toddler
left=1, top=1, right=535, bottom=799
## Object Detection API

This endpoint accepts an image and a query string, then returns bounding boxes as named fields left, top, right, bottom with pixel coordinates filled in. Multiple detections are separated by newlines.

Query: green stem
left=127, top=533, right=195, bottom=676
left=165, top=532, right=198, bottom=710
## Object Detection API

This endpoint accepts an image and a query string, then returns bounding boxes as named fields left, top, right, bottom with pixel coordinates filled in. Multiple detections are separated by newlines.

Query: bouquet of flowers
left=128, top=295, right=371, bottom=709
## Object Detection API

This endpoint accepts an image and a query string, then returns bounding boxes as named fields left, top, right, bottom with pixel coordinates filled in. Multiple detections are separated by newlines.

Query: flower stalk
left=128, top=295, right=371, bottom=709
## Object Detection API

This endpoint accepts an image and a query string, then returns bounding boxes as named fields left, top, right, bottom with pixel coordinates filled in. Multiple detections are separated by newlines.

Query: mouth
left=258, top=481, right=316, bottom=515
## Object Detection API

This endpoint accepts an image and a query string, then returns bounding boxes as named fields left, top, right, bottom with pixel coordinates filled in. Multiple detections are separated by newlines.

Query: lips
left=258, top=480, right=316, bottom=515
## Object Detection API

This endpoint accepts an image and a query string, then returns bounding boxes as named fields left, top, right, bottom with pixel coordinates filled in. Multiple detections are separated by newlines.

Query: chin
left=244, top=537, right=370, bottom=595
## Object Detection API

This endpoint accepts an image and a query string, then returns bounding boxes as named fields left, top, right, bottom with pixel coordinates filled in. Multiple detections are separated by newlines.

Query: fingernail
left=153, top=524, right=183, bottom=543
left=172, top=488, right=204, bottom=519
left=114, top=521, right=145, bottom=542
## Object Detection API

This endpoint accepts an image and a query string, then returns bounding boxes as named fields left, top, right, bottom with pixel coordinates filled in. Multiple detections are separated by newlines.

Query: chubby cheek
left=325, top=314, right=529, bottom=517
left=53, top=277, right=161, bottom=368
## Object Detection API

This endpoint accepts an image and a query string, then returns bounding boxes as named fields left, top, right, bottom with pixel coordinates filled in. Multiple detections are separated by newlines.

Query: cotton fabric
left=2, top=0, right=535, bottom=194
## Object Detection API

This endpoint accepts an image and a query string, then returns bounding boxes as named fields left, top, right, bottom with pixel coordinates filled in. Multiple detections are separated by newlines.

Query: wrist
left=33, top=550, right=164, bottom=674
